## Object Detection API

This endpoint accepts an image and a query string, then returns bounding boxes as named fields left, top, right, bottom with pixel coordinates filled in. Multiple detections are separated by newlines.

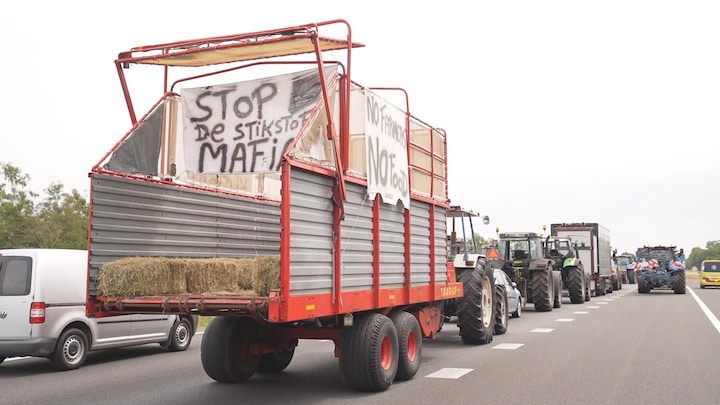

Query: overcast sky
left=1, top=1, right=717, bottom=254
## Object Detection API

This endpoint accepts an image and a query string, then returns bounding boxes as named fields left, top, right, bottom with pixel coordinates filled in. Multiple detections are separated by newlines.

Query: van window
left=0, top=257, right=32, bottom=295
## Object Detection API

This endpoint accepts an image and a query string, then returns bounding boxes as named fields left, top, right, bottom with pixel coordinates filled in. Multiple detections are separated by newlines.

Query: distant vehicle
left=700, top=260, right=720, bottom=288
left=494, top=268, right=523, bottom=318
left=0, top=249, right=198, bottom=370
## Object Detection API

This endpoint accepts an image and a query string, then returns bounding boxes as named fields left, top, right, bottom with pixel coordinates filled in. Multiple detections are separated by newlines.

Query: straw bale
left=185, top=258, right=256, bottom=294
left=98, top=257, right=187, bottom=296
left=252, top=256, right=281, bottom=296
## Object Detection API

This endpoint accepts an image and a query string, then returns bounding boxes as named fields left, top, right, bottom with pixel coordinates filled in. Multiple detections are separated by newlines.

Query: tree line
left=1, top=162, right=88, bottom=249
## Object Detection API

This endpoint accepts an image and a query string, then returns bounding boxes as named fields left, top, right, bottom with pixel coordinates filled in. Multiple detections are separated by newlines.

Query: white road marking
left=555, top=318, right=574, bottom=322
left=596, top=302, right=609, bottom=305
left=493, top=343, right=524, bottom=350
left=531, top=328, right=554, bottom=333
left=603, top=298, right=615, bottom=301
left=688, top=286, right=720, bottom=335
left=586, top=306, right=600, bottom=309
left=426, top=368, right=474, bottom=379
left=573, top=311, right=589, bottom=314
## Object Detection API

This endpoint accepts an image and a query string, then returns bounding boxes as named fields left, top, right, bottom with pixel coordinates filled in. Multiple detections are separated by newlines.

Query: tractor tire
left=201, top=317, right=261, bottom=383
left=613, top=276, right=621, bottom=291
left=389, top=311, right=422, bottom=381
left=494, top=286, right=509, bottom=335
left=457, top=260, right=495, bottom=345
left=628, top=270, right=636, bottom=284
left=637, top=274, right=650, bottom=293
left=339, top=313, right=399, bottom=392
left=553, top=271, right=563, bottom=309
left=532, top=268, right=553, bottom=312
left=672, top=271, right=686, bottom=294
left=567, top=266, right=585, bottom=304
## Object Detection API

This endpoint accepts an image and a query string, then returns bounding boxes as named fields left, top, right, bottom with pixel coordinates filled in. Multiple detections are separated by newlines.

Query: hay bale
left=98, top=257, right=187, bottom=296
left=252, top=256, right=281, bottom=296
left=98, top=255, right=281, bottom=297
left=185, top=258, right=256, bottom=294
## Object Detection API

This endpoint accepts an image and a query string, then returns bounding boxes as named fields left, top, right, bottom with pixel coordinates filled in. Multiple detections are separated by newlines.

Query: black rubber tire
left=553, top=272, right=562, bottom=309
left=457, top=260, right=495, bottom=345
left=628, top=270, right=636, bottom=284
left=339, top=313, right=398, bottom=392
left=637, top=274, right=650, bottom=293
left=613, top=276, right=621, bottom=291
left=166, top=317, right=193, bottom=352
left=494, top=286, right=509, bottom=335
left=532, top=268, right=553, bottom=312
left=672, top=271, right=686, bottom=294
left=50, top=327, right=89, bottom=371
left=511, top=294, right=522, bottom=318
left=567, top=267, right=585, bottom=304
left=257, top=346, right=295, bottom=373
left=0, top=357, right=5, bottom=365
left=584, top=275, right=591, bottom=301
left=201, top=317, right=261, bottom=383
left=389, top=311, right=422, bottom=381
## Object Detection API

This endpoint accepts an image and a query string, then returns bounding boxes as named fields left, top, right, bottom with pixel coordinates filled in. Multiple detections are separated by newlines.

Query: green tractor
left=543, top=235, right=591, bottom=304
left=492, top=232, right=561, bottom=312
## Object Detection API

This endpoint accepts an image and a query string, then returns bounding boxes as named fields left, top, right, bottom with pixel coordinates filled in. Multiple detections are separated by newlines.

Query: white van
left=0, top=249, right=198, bottom=370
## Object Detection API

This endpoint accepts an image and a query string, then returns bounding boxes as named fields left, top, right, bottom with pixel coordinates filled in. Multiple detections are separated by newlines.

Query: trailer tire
left=339, top=313, right=399, bottom=392
left=494, top=286, right=509, bottom=335
left=628, top=270, right=636, bottom=284
left=257, top=345, right=296, bottom=374
left=567, top=267, right=585, bottom=304
left=457, top=260, right=495, bottom=345
left=389, top=311, right=422, bottom=381
left=553, top=271, right=563, bottom=309
left=50, top=327, right=89, bottom=371
left=201, top=317, right=260, bottom=383
left=532, top=268, right=553, bottom=312
left=672, top=271, right=686, bottom=294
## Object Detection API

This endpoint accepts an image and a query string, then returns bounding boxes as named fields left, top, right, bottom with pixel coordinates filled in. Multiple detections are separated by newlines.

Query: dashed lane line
left=426, top=368, right=473, bottom=379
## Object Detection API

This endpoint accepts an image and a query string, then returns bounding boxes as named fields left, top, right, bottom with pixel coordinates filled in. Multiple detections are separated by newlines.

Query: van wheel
left=51, top=327, right=89, bottom=371
left=166, top=317, right=193, bottom=352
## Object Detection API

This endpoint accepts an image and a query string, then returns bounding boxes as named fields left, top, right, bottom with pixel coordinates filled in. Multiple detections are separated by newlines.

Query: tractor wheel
left=637, top=274, right=650, bottom=293
left=672, top=271, right=686, bottom=294
left=567, top=267, right=585, bottom=304
left=628, top=270, right=636, bottom=284
left=532, top=268, right=553, bottom=312
left=494, top=286, right=509, bottom=335
left=201, top=317, right=261, bottom=383
left=339, top=313, right=398, bottom=392
left=457, top=260, right=495, bottom=345
left=389, top=311, right=422, bottom=381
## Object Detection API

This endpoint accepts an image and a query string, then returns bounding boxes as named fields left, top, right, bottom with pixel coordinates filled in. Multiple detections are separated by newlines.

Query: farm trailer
left=85, top=19, right=497, bottom=392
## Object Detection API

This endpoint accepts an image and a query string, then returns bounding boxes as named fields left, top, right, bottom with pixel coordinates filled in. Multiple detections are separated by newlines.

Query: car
left=494, top=268, right=523, bottom=318
left=700, top=260, right=720, bottom=288
left=0, top=248, right=198, bottom=370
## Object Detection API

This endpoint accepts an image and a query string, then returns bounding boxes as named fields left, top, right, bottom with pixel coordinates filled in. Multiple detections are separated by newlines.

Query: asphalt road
left=2, top=277, right=719, bottom=405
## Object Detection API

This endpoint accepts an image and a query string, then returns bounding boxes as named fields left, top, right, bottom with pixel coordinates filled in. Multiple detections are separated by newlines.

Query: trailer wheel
left=257, top=345, right=295, bottom=373
left=201, top=317, right=260, bottom=383
left=389, top=311, right=422, bottom=381
left=553, top=271, right=563, bottom=309
left=339, top=313, right=399, bottom=392
left=50, top=327, right=89, bottom=371
left=567, top=267, right=585, bottom=304
left=494, top=286, right=509, bottom=335
left=532, top=268, right=553, bottom=312
left=672, top=271, right=686, bottom=294
left=628, top=270, right=636, bottom=284
left=457, top=260, right=495, bottom=345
